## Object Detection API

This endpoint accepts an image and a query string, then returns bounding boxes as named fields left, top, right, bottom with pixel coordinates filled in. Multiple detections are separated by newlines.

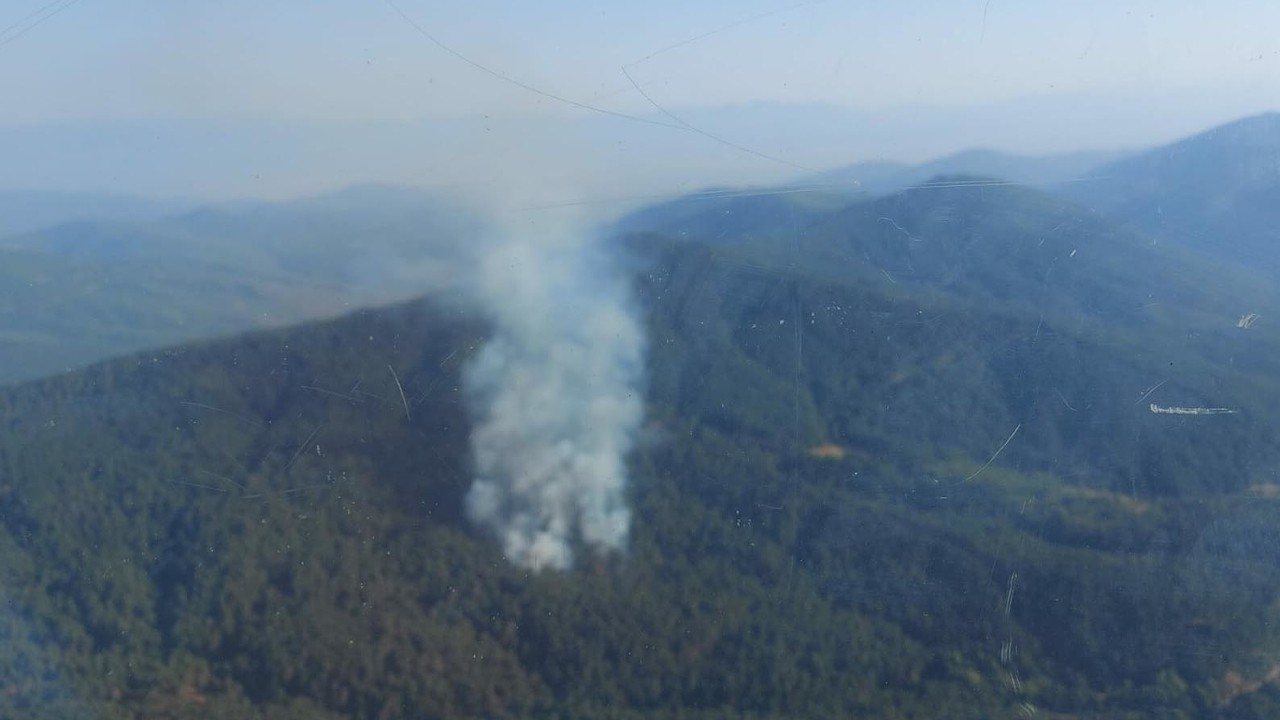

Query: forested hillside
left=4, top=169, right=1280, bottom=718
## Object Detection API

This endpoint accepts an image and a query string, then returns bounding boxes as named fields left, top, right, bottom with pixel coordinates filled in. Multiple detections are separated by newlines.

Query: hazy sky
left=2, top=0, right=1279, bottom=199
left=5, top=0, right=1279, bottom=121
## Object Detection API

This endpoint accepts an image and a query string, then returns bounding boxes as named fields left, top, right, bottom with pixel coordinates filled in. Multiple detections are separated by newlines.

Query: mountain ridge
left=0, top=189, right=193, bottom=240
left=798, top=147, right=1130, bottom=196
left=0, top=185, right=480, bottom=386
left=1065, top=111, right=1280, bottom=267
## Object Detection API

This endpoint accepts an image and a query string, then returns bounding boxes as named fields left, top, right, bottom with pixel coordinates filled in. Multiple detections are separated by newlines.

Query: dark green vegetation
left=0, top=185, right=477, bottom=386
left=3, top=113, right=1280, bottom=719
left=5, top=148, right=1280, bottom=719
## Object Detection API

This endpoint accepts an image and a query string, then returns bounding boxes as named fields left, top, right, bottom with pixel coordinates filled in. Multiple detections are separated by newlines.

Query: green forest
left=4, top=173, right=1280, bottom=719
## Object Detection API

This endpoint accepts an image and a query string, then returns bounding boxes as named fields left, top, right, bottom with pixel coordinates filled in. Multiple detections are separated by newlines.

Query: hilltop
left=1065, top=112, right=1280, bottom=267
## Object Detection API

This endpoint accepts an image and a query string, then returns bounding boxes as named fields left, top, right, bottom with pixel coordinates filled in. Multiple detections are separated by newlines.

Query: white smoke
left=462, top=218, right=645, bottom=570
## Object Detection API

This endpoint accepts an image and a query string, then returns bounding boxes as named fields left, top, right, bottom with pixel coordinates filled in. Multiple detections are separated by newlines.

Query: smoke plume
left=462, top=219, right=645, bottom=570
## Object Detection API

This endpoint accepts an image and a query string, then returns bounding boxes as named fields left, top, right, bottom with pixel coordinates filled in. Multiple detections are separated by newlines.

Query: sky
left=2, top=0, right=1279, bottom=200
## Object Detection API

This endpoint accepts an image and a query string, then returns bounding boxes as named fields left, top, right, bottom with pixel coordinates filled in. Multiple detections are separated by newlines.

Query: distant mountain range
left=622, top=111, right=1280, bottom=274
left=0, top=185, right=479, bottom=385
left=3, top=111, right=1278, bottom=390
left=0, top=190, right=194, bottom=239
left=798, top=147, right=1130, bottom=195
left=1064, top=112, right=1280, bottom=268
left=607, top=147, right=1133, bottom=242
